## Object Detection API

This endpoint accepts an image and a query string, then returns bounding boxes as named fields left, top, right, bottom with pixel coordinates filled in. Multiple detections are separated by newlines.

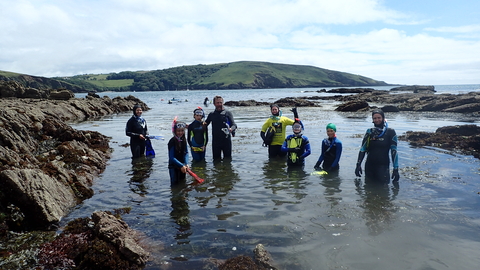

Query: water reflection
left=170, top=186, right=191, bottom=245
left=319, top=170, right=342, bottom=206
left=263, top=159, right=309, bottom=201
left=355, top=180, right=399, bottom=236
left=128, top=157, right=154, bottom=196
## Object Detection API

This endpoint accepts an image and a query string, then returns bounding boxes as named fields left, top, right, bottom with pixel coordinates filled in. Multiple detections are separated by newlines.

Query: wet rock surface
left=0, top=91, right=148, bottom=230
left=399, top=124, right=480, bottom=158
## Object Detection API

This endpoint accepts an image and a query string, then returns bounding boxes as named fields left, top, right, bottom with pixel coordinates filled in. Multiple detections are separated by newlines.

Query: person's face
left=326, top=128, right=336, bottom=138
left=135, top=107, right=143, bottom=116
left=372, top=113, right=384, bottom=126
left=194, top=114, right=203, bottom=121
left=214, top=98, right=224, bottom=110
left=271, top=107, right=279, bottom=115
left=175, top=128, right=185, bottom=137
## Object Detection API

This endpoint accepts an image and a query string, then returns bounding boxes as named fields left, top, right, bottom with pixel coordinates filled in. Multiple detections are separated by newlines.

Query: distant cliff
left=1, top=61, right=390, bottom=92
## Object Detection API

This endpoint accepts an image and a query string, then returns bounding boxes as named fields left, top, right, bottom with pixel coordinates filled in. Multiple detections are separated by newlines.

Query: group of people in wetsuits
left=126, top=97, right=399, bottom=186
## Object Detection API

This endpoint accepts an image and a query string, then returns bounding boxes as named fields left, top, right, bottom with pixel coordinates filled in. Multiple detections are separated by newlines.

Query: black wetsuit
left=168, top=136, right=188, bottom=186
left=358, top=127, right=398, bottom=184
left=125, top=115, right=148, bottom=158
left=187, top=120, right=208, bottom=161
left=205, top=108, right=237, bottom=160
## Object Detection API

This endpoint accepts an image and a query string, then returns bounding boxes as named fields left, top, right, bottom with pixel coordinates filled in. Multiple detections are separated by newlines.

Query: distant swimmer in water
left=204, top=97, right=209, bottom=105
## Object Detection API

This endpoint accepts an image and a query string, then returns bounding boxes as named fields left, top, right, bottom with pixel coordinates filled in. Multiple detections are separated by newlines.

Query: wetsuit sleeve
left=300, top=137, right=311, bottom=158
left=204, top=125, right=209, bottom=146
left=187, top=124, right=193, bottom=147
left=205, top=113, right=212, bottom=125
left=317, top=139, right=326, bottom=163
left=169, top=145, right=185, bottom=168
left=357, top=130, right=370, bottom=164
left=330, top=138, right=342, bottom=169
left=226, top=111, right=237, bottom=131
left=281, top=138, right=289, bottom=152
left=125, top=118, right=137, bottom=137
left=390, top=129, right=399, bottom=169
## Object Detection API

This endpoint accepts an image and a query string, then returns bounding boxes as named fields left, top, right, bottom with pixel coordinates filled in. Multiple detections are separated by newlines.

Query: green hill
left=1, top=61, right=389, bottom=93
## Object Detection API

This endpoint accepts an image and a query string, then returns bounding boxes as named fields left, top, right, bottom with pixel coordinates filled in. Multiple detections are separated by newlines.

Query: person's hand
left=355, top=163, right=362, bottom=177
left=314, top=161, right=321, bottom=170
left=139, top=134, right=145, bottom=140
left=181, top=166, right=187, bottom=174
left=290, top=107, right=297, bottom=114
left=392, top=168, right=400, bottom=182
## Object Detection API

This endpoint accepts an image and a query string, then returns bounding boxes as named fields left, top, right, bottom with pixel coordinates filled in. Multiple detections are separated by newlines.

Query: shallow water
left=67, top=86, right=480, bottom=269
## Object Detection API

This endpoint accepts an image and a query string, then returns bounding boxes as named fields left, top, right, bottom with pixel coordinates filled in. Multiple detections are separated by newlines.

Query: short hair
left=213, top=95, right=223, bottom=103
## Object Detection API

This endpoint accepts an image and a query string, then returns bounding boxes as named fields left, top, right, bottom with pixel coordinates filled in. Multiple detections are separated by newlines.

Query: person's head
left=133, top=104, right=142, bottom=117
left=326, top=123, right=336, bottom=138
left=371, top=109, right=385, bottom=127
left=270, top=104, right=280, bottom=116
left=193, top=107, right=205, bottom=121
left=173, top=121, right=187, bottom=137
left=213, top=95, right=224, bottom=110
left=292, top=122, right=302, bottom=136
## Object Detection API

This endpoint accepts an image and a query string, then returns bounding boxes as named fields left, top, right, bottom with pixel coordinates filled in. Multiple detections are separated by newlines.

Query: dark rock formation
left=399, top=124, right=480, bottom=158
left=0, top=80, right=77, bottom=100
left=0, top=94, right=148, bottom=230
left=217, top=244, right=278, bottom=270
left=325, top=90, right=480, bottom=113
left=37, top=211, right=149, bottom=269
left=224, top=99, right=270, bottom=106
left=327, top=87, right=375, bottom=93
left=390, top=85, right=436, bottom=93
left=335, top=100, right=370, bottom=112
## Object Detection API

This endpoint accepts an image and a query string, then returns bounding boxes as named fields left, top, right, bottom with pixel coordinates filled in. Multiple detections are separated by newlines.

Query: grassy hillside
left=1, top=61, right=389, bottom=92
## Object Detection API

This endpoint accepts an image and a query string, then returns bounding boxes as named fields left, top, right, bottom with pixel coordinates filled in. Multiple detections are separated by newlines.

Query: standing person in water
left=355, top=109, right=399, bottom=184
left=188, top=107, right=208, bottom=161
left=125, top=104, right=148, bottom=159
left=168, top=120, right=189, bottom=186
left=261, top=104, right=301, bottom=158
left=281, top=122, right=311, bottom=167
left=205, top=96, right=237, bottom=160
left=314, top=123, right=343, bottom=173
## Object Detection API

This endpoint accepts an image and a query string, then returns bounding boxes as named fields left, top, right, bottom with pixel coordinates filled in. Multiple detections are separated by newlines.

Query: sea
left=66, top=85, right=480, bottom=270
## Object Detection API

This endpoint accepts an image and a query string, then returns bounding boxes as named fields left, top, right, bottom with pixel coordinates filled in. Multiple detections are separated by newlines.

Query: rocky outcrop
left=38, top=211, right=149, bottom=269
left=331, top=91, right=480, bottom=113
left=390, top=85, right=436, bottom=93
left=0, top=94, right=148, bottom=230
left=0, top=80, right=78, bottom=99
left=399, top=124, right=480, bottom=158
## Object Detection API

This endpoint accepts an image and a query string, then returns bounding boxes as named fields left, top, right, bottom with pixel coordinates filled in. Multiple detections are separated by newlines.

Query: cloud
left=0, top=0, right=479, bottom=84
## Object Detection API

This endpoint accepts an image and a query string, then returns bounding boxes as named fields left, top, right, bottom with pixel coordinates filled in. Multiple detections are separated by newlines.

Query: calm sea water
left=67, top=85, right=480, bottom=270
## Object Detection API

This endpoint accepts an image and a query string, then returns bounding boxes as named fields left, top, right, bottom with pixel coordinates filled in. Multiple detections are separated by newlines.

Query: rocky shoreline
left=0, top=81, right=150, bottom=268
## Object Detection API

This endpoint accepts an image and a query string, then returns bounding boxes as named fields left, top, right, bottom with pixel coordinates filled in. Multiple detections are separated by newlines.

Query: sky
left=1, top=0, right=479, bottom=85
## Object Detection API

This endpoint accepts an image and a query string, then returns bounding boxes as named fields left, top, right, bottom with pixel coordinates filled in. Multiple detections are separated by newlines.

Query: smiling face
left=175, top=128, right=185, bottom=137
left=372, top=113, right=384, bottom=126
left=271, top=106, right=279, bottom=115
left=214, top=97, right=224, bottom=110
left=326, top=128, right=336, bottom=138
left=135, top=107, right=143, bottom=117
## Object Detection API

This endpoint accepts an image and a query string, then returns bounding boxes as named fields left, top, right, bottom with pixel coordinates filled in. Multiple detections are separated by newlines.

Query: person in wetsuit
left=205, top=96, right=237, bottom=160
left=281, top=122, right=311, bottom=167
left=314, top=123, right=342, bottom=172
left=168, top=120, right=189, bottom=186
left=355, top=109, right=400, bottom=184
left=260, top=104, right=301, bottom=158
left=188, top=107, right=208, bottom=161
left=125, top=104, right=148, bottom=159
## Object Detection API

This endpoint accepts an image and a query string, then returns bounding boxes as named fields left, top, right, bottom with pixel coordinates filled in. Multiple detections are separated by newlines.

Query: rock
left=327, top=87, right=375, bottom=93
left=92, top=211, right=149, bottom=266
left=273, top=97, right=317, bottom=107
left=254, top=243, right=278, bottom=270
left=0, top=92, right=147, bottom=230
left=390, top=85, right=436, bottom=93
left=49, top=89, right=75, bottom=100
left=399, top=124, right=480, bottom=158
left=381, top=105, right=400, bottom=112
left=335, top=100, right=370, bottom=111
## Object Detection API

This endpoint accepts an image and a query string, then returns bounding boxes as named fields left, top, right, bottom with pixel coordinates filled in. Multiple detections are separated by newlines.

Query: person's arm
left=390, top=130, right=400, bottom=182
left=226, top=111, right=237, bottom=132
left=300, top=138, right=311, bottom=158
left=204, top=124, right=209, bottom=146
left=355, top=131, right=369, bottom=176
left=281, top=138, right=289, bottom=152
left=187, top=125, right=193, bottom=147
left=169, top=145, right=185, bottom=168
left=314, top=140, right=326, bottom=169
left=329, top=139, right=342, bottom=170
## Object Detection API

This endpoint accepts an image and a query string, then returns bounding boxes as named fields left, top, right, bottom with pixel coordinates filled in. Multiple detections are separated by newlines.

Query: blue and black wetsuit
left=187, top=120, right=208, bottom=161
left=357, top=127, right=398, bottom=184
left=168, top=136, right=189, bottom=186
left=316, top=136, right=342, bottom=172
left=125, top=114, right=148, bottom=159
left=205, top=109, right=237, bottom=160
left=281, top=134, right=311, bottom=167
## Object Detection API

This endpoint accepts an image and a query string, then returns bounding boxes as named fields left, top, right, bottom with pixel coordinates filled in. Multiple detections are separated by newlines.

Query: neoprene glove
left=314, top=161, right=321, bottom=170
left=392, top=168, right=400, bottom=182
left=355, top=163, right=362, bottom=177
